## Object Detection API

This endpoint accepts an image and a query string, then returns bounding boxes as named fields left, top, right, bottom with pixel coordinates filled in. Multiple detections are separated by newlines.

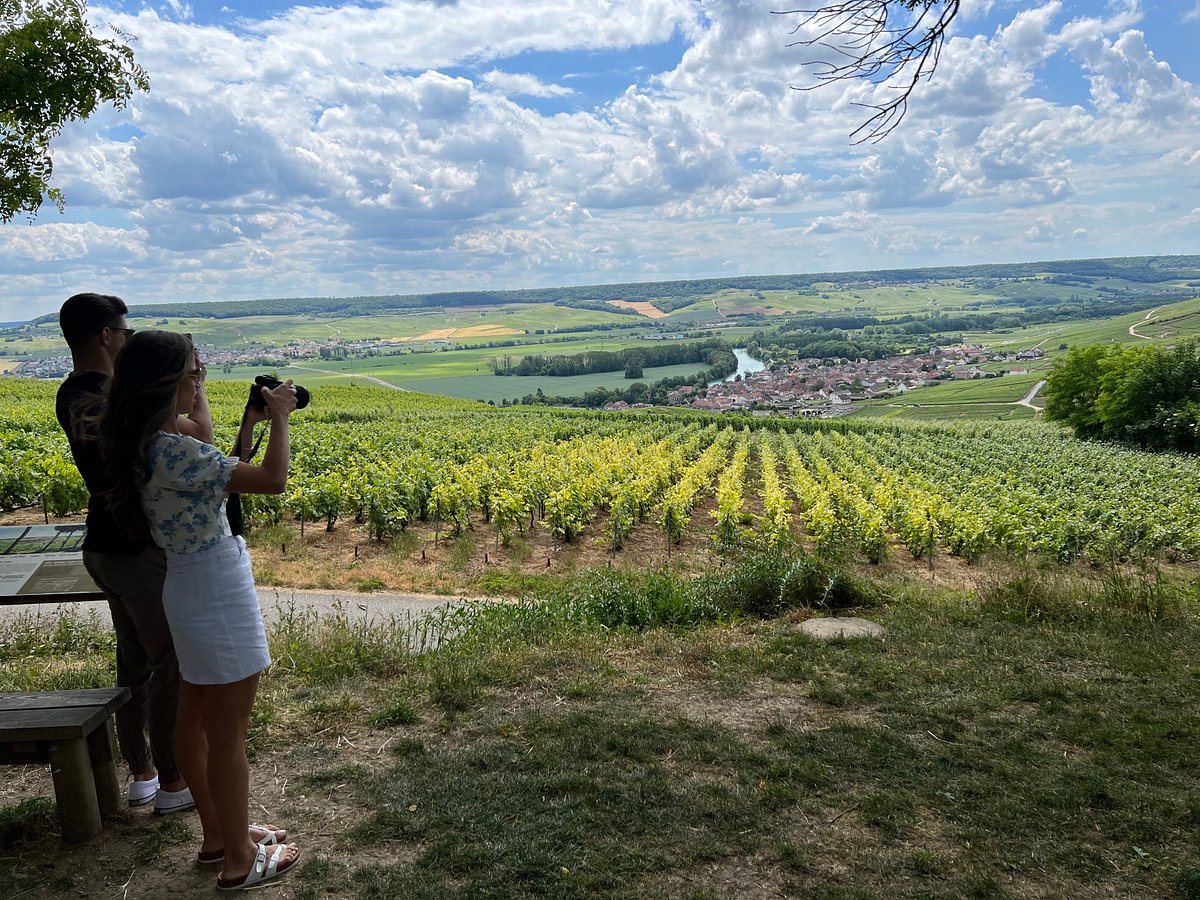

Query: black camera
left=248, top=375, right=310, bottom=410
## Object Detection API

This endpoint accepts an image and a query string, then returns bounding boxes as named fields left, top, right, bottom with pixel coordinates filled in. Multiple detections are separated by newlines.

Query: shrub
left=778, top=554, right=872, bottom=611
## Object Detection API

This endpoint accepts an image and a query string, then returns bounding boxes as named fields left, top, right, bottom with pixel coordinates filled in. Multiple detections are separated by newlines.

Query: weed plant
left=0, top=612, right=116, bottom=692
left=0, top=799, right=55, bottom=849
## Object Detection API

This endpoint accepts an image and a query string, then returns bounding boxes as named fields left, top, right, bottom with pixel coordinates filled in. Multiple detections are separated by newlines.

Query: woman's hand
left=242, top=403, right=270, bottom=427
left=261, top=379, right=298, bottom=420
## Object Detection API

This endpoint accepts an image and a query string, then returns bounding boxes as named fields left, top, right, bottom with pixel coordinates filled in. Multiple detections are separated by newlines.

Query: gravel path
left=0, top=586, right=473, bottom=629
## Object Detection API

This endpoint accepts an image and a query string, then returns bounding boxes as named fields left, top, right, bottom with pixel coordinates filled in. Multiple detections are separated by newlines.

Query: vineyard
left=3, top=377, right=1200, bottom=567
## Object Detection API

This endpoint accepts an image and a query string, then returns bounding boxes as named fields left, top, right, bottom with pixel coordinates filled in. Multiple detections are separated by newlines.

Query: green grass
left=134, top=815, right=193, bottom=865
left=130, top=305, right=636, bottom=347
left=2, top=553, right=1199, bottom=897
left=0, top=612, right=117, bottom=692
left=323, top=561, right=1200, bottom=897
left=0, top=798, right=56, bottom=848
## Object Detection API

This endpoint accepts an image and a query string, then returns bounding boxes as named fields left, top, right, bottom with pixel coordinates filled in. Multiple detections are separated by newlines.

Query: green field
left=166, top=304, right=640, bottom=346
left=959, top=296, right=1200, bottom=353
left=221, top=360, right=712, bottom=402
left=208, top=333, right=713, bottom=402
left=851, top=402, right=1040, bottom=422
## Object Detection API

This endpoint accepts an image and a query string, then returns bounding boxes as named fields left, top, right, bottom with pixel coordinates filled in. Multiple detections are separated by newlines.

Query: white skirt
left=162, top=535, right=271, bottom=685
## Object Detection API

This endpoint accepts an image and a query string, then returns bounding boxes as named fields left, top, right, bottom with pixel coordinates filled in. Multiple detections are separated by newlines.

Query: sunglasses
left=106, top=326, right=136, bottom=337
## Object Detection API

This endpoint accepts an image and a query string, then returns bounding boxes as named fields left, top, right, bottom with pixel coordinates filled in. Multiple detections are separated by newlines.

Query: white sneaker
left=127, top=775, right=159, bottom=807
left=153, top=786, right=196, bottom=816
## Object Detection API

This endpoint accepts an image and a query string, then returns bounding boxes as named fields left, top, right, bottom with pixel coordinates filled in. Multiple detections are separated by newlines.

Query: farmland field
left=959, top=296, right=1200, bottom=352
left=4, top=259, right=1198, bottom=423
left=852, top=371, right=1045, bottom=414
left=248, top=361, right=714, bottom=402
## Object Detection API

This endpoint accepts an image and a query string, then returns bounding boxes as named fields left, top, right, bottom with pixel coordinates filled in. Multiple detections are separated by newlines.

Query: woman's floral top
left=142, top=432, right=239, bottom=554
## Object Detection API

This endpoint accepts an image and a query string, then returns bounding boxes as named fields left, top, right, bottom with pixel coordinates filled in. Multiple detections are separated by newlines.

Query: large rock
left=800, top=617, right=885, bottom=640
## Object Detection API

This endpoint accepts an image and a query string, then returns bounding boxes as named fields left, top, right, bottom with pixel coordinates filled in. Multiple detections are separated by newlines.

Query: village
left=644, top=344, right=1045, bottom=416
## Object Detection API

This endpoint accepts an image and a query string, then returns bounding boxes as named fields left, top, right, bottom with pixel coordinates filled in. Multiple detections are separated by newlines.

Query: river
left=710, top=347, right=765, bottom=385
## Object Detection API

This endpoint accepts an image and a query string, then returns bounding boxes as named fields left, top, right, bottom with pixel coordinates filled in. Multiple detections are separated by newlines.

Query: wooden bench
left=0, top=688, right=131, bottom=843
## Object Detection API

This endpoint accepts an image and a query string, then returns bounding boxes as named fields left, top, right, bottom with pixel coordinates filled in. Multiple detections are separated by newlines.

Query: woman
left=100, top=331, right=301, bottom=892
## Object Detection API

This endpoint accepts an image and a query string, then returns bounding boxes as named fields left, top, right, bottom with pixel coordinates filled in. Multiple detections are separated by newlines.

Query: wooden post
left=88, top=720, right=121, bottom=819
left=47, top=738, right=101, bottom=843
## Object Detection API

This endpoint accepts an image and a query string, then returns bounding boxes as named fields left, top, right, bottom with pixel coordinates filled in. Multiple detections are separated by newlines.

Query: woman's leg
left=204, top=673, right=298, bottom=883
left=176, top=681, right=221, bottom=851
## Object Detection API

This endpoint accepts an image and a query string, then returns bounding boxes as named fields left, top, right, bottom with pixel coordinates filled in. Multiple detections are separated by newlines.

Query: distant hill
left=23, top=255, right=1200, bottom=325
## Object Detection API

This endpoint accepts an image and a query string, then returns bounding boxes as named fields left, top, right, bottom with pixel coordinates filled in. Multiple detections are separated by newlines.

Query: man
left=56, top=292, right=208, bottom=815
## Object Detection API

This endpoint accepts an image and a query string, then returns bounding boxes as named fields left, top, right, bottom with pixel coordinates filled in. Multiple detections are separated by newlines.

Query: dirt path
left=0, top=587, right=470, bottom=630
left=287, top=363, right=408, bottom=391
left=1017, top=379, right=1047, bottom=410
left=1129, top=306, right=1162, bottom=340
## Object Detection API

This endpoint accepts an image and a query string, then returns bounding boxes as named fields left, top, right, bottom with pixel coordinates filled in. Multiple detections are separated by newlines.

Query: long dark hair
left=99, top=331, right=194, bottom=540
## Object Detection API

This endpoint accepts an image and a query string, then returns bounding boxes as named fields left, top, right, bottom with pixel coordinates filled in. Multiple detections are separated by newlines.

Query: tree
left=624, top=352, right=644, bottom=380
left=1046, top=341, right=1200, bottom=452
left=775, top=0, right=961, bottom=141
left=1043, top=344, right=1114, bottom=439
left=1, top=0, right=148, bottom=222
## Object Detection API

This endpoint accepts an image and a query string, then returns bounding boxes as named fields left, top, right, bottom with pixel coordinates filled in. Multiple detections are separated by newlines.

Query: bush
left=778, top=555, right=872, bottom=611
left=692, top=550, right=795, bottom=618
left=568, top=568, right=720, bottom=630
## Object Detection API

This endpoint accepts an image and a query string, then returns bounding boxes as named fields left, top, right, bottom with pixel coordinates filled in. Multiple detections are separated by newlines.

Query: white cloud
left=481, top=71, right=575, bottom=98
left=2, top=0, right=1199, bottom=320
left=802, top=211, right=876, bottom=237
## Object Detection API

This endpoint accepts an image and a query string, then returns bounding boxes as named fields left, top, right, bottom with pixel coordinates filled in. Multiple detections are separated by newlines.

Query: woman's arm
left=232, top=405, right=268, bottom=461
left=176, top=353, right=214, bottom=443
left=225, top=382, right=297, bottom=495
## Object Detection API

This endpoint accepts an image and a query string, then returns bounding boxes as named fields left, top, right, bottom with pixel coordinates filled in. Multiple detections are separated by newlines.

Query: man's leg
left=118, top=546, right=183, bottom=788
left=83, top=549, right=184, bottom=790
left=83, top=552, right=153, bottom=782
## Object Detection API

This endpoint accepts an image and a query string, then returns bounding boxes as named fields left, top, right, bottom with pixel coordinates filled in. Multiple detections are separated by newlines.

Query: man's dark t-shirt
left=55, top=371, right=144, bottom=555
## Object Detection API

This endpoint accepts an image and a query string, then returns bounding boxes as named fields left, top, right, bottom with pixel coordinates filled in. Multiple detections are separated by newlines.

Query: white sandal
left=196, top=825, right=288, bottom=866
left=215, top=842, right=301, bottom=891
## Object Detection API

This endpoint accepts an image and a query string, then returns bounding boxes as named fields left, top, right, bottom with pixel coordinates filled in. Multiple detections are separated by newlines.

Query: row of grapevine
left=659, top=427, right=737, bottom=544
left=711, top=431, right=751, bottom=549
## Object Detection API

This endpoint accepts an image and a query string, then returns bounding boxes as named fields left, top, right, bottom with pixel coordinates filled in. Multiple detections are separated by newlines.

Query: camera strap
left=226, top=413, right=266, bottom=538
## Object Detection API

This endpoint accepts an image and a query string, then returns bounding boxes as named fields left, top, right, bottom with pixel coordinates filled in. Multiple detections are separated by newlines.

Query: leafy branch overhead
left=775, top=0, right=961, bottom=142
left=0, top=0, right=148, bottom=222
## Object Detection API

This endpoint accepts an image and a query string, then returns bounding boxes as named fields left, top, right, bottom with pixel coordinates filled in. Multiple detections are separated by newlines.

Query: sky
left=3, top=0, right=1200, bottom=322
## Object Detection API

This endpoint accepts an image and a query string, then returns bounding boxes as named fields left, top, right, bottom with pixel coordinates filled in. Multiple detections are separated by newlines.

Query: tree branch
left=773, top=0, right=961, bottom=142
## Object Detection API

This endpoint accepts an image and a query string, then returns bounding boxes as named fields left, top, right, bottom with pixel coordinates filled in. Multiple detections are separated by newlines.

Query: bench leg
left=48, top=738, right=102, bottom=843
left=89, top=719, right=122, bottom=819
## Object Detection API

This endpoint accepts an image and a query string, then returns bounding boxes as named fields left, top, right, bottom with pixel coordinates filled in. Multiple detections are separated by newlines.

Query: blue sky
left=3, top=0, right=1200, bottom=321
